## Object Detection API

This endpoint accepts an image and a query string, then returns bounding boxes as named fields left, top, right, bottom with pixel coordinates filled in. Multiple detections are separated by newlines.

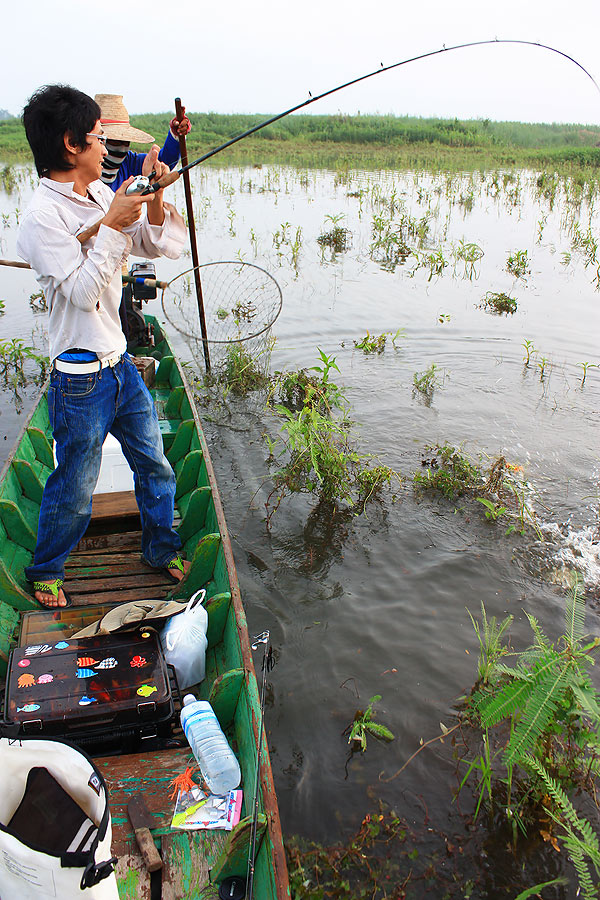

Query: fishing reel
left=125, top=175, right=152, bottom=196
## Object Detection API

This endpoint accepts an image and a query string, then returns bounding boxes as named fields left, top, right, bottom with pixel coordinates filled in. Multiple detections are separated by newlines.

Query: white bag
left=0, top=735, right=118, bottom=899
left=160, top=589, right=208, bottom=690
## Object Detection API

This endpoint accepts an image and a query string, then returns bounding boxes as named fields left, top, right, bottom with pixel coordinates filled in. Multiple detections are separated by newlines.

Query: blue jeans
left=25, top=355, right=181, bottom=583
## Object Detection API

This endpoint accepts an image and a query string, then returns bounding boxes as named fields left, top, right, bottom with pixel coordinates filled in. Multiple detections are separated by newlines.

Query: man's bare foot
left=167, top=558, right=191, bottom=583
left=33, top=580, right=69, bottom=608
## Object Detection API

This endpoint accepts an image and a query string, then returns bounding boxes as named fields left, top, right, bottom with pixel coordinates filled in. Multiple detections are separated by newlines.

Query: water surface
left=1, top=163, right=599, bottom=897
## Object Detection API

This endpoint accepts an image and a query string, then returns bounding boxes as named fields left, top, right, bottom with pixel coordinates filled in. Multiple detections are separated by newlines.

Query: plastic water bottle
left=180, top=695, right=241, bottom=794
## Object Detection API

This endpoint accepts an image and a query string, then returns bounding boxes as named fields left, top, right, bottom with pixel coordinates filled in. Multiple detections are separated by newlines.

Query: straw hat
left=94, top=94, right=154, bottom=143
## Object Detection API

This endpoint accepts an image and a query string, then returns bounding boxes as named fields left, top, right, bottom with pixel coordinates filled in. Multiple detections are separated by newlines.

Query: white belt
left=53, top=352, right=123, bottom=374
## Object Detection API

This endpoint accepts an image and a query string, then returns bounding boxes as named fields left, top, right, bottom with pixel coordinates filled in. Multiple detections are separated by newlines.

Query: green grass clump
left=479, top=292, right=518, bottom=315
left=414, top=444, right=481, bottom=498
left=222, top=341, right=269, bottom=395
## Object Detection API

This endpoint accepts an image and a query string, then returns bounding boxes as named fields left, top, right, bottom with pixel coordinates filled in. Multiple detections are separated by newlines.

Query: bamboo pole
left=174, top=97, right=211, bottom=372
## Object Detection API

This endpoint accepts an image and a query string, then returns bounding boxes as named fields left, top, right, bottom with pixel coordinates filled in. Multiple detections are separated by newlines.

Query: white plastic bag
left=160, top=589, right=208, bottom=690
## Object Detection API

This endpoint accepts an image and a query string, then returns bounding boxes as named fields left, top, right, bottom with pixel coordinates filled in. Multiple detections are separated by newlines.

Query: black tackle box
left=4, top=627, right=178, bottom=753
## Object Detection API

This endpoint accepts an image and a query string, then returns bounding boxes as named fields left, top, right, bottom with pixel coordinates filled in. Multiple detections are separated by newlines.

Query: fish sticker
left=76, top=668, right=96, bottom=678
left=94, top=658, right=117, bottom=669
left=137, top=684, right=157, bottom=697
left=17, top=673, right=36, bottom=688
left=130, top=656, right=147, bottom=668
left=77, top=657, right=98, bottom=667
left=17, top=704, right=40, bottom=713
left=55, top=641, right=69, bottom=649
left=37, top=674, right=53, bottom=684
left=79, top=696, right=98, bottom=706
left=17, top=659, right=30, bottom=668
left=25, top=644, right=53, bottom=656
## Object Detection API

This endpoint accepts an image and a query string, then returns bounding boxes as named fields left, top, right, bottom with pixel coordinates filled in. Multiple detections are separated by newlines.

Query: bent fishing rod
left=139, top=37, right=600, bottom=197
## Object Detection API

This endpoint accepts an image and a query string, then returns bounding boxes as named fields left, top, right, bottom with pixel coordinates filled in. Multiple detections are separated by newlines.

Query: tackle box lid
left=5, top=628, right=172, bottom=733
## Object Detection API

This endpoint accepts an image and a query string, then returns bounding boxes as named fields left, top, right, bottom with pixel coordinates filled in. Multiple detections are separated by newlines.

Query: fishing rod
left=0, top=257, right=169, bottom=288
left=247, top=630, right=273, bottom=900
left=140, top=37, right=600, bottom=196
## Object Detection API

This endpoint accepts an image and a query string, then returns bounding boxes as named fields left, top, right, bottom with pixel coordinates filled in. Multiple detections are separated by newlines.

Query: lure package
left=4, top=628, right=175, bottom=751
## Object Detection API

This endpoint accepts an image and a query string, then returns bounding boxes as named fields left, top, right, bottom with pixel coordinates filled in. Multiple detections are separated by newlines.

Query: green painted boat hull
left=0, top=316, right=290, bottom=898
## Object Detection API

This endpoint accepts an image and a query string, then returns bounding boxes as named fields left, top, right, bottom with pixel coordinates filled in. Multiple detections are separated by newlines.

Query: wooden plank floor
left=66, top=491, right=176, bottom=606
left=95, top=748, right=227, bottom=900
left=21, top=490, right=226, bottom=898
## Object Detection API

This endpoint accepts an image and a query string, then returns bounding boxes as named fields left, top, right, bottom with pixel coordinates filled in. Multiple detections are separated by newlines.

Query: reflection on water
left=2, top=161, right=600, bottom=895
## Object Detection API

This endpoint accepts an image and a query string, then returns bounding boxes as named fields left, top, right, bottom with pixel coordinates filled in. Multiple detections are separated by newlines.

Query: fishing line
left=148, top=38, right=600, bottom=192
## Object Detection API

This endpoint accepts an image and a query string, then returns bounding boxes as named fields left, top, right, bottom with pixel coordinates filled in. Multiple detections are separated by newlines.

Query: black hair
left=22, top=85, right=101, bottom=177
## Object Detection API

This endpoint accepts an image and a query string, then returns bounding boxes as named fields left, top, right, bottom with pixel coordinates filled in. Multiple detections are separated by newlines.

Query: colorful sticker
left=25, top=644, right=53, bottom=656
left=17, top=673, right=36, bottom=688
left=77, top=657, right=98, bottom=667
left=17, top=659, right=30, bottom=668
left=55, top=641, right=69, bottom=649
left=76, top=668, right=96, bottom=678
left=94, top=658, right=118, bottom=669
left=137, top=684, right=157, bottom=697
left=37, top=674, right=53, bottom=684
left=130, top=656, right=147, bottom=668
left=79, top=696, right=98, bottom=706
left=17, top=703, right=40, bottom=713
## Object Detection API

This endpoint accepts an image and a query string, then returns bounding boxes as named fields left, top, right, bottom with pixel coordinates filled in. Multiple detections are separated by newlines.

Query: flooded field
left=1, top=161, right=600, bottom=897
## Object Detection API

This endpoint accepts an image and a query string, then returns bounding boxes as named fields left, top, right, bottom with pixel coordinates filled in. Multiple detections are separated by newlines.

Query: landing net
left=161, top=261, right=283, bottom=372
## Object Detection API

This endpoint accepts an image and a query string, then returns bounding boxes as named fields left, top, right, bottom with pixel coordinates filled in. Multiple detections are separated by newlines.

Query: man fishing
left=16, top=84, right=190, bottom=609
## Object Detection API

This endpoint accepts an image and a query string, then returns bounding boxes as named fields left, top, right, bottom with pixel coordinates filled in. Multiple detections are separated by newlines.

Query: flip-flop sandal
left=32, top=579, right=73, bottom=609
left=164, top=555, right=187, bottom=583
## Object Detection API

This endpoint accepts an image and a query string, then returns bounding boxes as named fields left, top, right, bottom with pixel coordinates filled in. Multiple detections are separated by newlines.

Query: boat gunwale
left=167, top=337, right=290, bottom=896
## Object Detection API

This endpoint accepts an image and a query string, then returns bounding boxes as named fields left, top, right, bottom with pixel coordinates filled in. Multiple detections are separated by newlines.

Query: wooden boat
left=0, top=315, right=290, bottom=899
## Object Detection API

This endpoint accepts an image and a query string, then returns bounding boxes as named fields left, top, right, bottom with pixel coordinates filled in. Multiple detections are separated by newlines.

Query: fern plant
left=462, top=578, right=600, bottom=897
left=346, top=695, right=395, bottom=752
left=474, top=579, right=600, bottom=773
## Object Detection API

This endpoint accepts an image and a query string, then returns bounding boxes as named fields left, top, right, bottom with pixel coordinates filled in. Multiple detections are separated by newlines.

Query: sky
left=3, top=0, right=600, bottom=125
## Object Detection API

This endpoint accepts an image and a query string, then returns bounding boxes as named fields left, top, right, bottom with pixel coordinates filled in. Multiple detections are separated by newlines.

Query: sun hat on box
left=94, top=94, right=154, bottom=143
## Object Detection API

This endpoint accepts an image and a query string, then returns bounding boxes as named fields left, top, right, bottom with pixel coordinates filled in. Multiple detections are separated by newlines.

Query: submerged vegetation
left=479, top=291, right=518, bottom=314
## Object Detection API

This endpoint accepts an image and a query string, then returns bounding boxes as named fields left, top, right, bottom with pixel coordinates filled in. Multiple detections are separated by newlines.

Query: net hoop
left=161, top=261, right=283, bottom=344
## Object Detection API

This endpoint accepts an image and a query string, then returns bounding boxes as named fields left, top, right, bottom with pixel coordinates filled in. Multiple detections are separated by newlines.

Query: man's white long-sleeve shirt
left=17, top=177, right=186, bottom=362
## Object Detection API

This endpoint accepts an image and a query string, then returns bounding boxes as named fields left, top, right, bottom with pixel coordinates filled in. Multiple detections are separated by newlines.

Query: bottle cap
left=183, top=693, right=197, bottom=705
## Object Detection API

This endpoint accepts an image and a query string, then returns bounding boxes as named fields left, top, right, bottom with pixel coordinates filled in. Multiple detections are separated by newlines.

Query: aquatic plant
left=317, top=214, right=351, bottom=254
left=221, top=341, right=270, bottom=396
left=453, top=239, right=484, bottom=280
left=476, top=497, right=508, bottom=522
left=286, top=804, right=410, bottom=900
left=414, top=444, right=481, bottom=499
left=506, top=249, right=530, bottom=279
left=412, top=363, right=444, bottom=403
left=479, top=292, right=517, bottom=315
left=353, top=328, right=404, bottom=354
left=266, top=350, right=400, bottom=523
left=345, top=695, right=394, bottom=753
left=580, top=361, right=599, bottom=387
left=522, top=339, right=536, bottom=367
left=466, top=601, right=513, bottom=685
left=462, top=579, right=600, bottom=899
